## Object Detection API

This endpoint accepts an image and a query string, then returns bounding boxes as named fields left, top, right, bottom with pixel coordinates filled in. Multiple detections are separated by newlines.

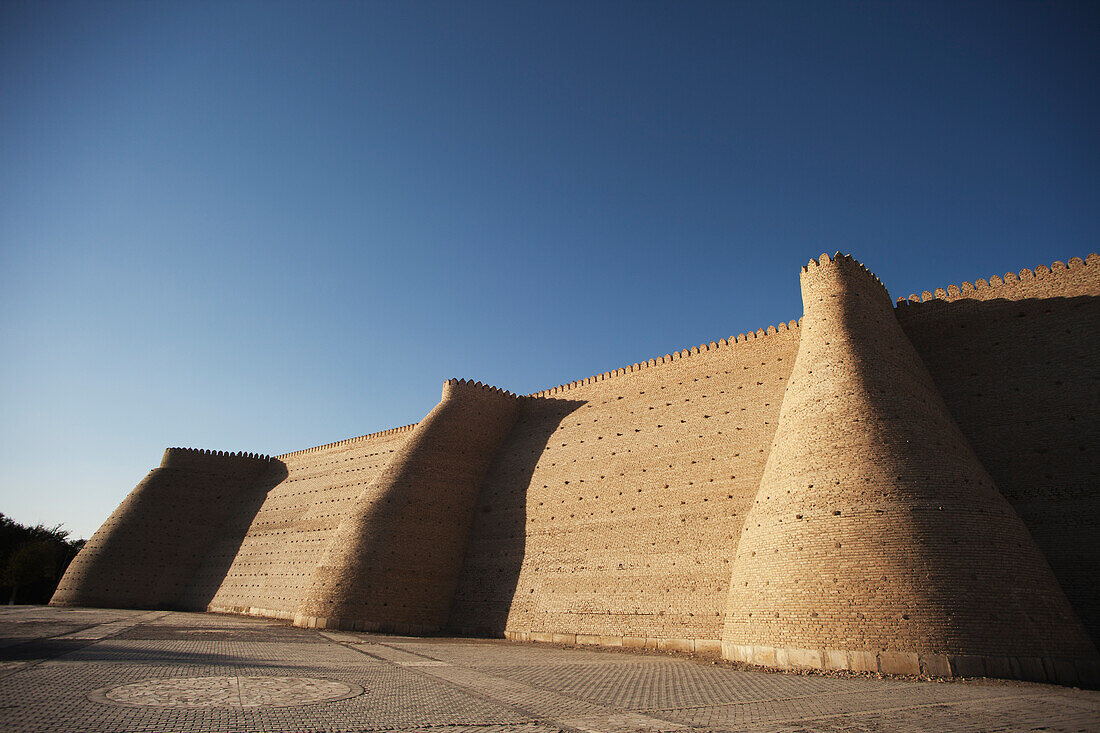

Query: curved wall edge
left=293, top=379, right=521, bottom=632
left=51, top=449, right=278, bottom=609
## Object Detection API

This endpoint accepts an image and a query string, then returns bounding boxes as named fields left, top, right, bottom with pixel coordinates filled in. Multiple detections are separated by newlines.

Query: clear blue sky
left=1, top=1, right=1097, bottom=540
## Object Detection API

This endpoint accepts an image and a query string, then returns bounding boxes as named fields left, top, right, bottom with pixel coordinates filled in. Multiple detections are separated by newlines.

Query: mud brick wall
left=450, top=325, right=800, bottom=645
left=53, top=250, right=1099, bottom=685
left=199, top=426, right=416, bottom=619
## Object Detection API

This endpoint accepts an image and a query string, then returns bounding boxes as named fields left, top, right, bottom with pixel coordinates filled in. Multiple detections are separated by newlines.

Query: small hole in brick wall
left=834, top=510, right=841, bottom=515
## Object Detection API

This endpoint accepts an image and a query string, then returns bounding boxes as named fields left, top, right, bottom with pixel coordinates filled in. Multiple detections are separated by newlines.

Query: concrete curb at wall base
left=207, top=606, right=296, bottom=621
left=721, top=642, right=1100, bottom=687
left=504, top=630, right=723, bottom=656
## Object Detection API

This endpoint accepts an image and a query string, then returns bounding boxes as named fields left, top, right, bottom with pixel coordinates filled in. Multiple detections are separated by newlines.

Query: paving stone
left=0, top=607, right=1096, bottom=733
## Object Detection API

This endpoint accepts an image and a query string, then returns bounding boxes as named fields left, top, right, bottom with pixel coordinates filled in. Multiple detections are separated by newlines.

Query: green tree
left=4, top=539, right=63, bottom=604
left=0, top=513, right=85, bottom=604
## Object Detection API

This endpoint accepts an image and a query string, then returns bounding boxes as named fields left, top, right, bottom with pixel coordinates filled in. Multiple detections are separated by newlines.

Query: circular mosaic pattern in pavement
left=90, top=676, right=364, bottom=708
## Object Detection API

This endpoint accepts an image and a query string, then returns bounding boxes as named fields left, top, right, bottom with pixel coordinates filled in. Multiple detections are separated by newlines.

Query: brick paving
left=0, top=607, right=1096, bottom=732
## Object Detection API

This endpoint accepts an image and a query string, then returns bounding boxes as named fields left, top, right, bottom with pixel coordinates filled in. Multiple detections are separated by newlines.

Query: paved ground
left=0, top=607, right=1097, bottom=732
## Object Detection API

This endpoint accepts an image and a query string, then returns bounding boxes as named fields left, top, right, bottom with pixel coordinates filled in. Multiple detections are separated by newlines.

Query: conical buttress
left=721, top=253, right=1097, bottom=685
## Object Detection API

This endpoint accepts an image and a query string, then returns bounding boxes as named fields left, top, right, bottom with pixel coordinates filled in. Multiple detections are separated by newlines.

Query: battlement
left=276, top=424, right=419, bottom=459
left=799, top=251, right=894, bottom=309
left=896, top=252, right=1099, bottom=307
left=443, top=377, right=521, bottom=400
left=801, top=251, right=888, bottom=285
left=528, top=319, right=802, bottom=398
left=162, top=447, right=273, bottom=466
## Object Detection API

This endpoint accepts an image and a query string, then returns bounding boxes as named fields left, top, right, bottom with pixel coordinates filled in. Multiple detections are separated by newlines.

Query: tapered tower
left=721, top=253, right=1097, bottom=685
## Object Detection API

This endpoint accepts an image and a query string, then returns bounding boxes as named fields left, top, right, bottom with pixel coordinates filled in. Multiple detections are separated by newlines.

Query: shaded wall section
left=447, top=396, right=586, bottom=635
left=898, top=254, right=1100, bottom=650
left=51, top=448, right=277, bottom=609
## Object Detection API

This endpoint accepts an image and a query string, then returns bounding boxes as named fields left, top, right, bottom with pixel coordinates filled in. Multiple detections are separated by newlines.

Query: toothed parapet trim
left=526, top=319, right=802, bottom=398
left=444, top=378, right=520, bottom=400
left=895, top=253, right=1099, bottom=306
left=164, top=447, right=272, bottom=461
left=161, top=447, right=274, bottom=469
left=276, top=424, right=418, bottom=458
left=800, top=251, right=893, bottom=307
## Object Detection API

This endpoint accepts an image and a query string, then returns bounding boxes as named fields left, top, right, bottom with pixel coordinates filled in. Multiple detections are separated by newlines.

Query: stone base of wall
left=290, top=613, right=438, bottom=636
left=722, top=642, right=1100, bottom=687
left=503, top=630, right=723, bottom=656
left=208, top=606, right=442, bottom=635
left=205, top=604, right=1099, bottom=688
left=207, top=605, right=296, bottom=621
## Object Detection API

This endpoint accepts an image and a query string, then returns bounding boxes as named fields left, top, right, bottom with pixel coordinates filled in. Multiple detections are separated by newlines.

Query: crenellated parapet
left=895, top=252, right=1099, bottom=307
left=277, top=424, right=419, bottom=458
left=445, top=377, right=521, bottom=398
left=161, top=447, right=272, bottom=469
left=528, top=320, right=802, bottom=398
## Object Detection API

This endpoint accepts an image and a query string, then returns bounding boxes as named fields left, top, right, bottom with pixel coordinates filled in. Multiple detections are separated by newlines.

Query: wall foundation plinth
left=721, top=642, right=1099, bottom=687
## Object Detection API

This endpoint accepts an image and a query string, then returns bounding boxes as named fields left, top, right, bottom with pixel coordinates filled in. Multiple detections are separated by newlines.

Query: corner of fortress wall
left=721, top=252, right=1098, bottom=684
left=51, top=449, right=281, bottom=610
left=292, top=379, right=521, bottom=632
left=52, top=251, right=1100, bottom=686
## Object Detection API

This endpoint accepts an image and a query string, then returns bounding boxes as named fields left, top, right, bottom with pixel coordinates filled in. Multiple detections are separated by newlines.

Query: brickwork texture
left=52, top=252, right=1100, bottom=687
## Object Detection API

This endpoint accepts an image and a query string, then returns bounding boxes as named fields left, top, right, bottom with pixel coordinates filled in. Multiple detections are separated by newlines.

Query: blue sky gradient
left=2, top=1, right=1097, bottom=538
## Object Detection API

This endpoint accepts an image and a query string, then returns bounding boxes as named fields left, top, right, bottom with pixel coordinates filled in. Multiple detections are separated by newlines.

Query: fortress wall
left=51, top=449, right=275, bottom=609
left=450, top=325, right=801, bottom=646
left=53, top=250, right=1099, bottom=686
left=897, top=253, right=1100, bottom=648
left=294, top=380, right=520, bottom=633
left=721, top=254, right=1096, bottom=684
left=199, top=426, right=416, bottom=619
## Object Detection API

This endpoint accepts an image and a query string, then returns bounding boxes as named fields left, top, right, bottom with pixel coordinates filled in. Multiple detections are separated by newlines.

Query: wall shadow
left=445, top=397, right=586, bottom=637
left=898, top=294, right=1099, bottom=648
left=174, top=460, right=289, bottom=611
